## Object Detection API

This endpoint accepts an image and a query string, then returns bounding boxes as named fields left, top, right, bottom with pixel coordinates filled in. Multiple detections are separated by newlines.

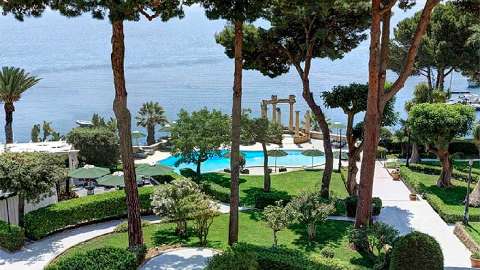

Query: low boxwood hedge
left=344, top=195, right=382, bottom=218
left=24, top=186, right=154, bottom=240
left=0, top=220, right=25, bottom=252
left=408, top=163, right=479, bottom=182
left=206, top=243, right=350, bottom=270
left=254, top=192, right=292, bottom=209
left=45, top=247, right=137, bottom=270
left=202, top=182, right=231, bottom=203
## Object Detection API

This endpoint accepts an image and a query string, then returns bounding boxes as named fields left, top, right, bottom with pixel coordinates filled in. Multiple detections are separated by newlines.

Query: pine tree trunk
left=262, top=142, right=271, bottom=192
left=147, top=125, right=155, bottom=145
left=18, top=194, right=25, bottom=227
left=4, top=103, right=14, bottom=144
left=196, top=160, right=202, bottom=179
left=302, top=80, right=333, bottom=199
left=436, top=149, right=453, bottom=187
left=111, top=20, right=144, bottom=249
left=228, top=20, right=243, bottom=246
left=410, top=143, right=421, bottom=164
left=346, top=112, right=358, bottom=196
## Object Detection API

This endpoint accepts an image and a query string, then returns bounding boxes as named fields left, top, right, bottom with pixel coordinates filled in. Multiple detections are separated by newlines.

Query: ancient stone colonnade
left=260, top=95, right=311, bottom=139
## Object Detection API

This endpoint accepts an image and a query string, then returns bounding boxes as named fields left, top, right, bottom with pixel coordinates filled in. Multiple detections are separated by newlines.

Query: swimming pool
left=159, top=150, right=325, bottom=173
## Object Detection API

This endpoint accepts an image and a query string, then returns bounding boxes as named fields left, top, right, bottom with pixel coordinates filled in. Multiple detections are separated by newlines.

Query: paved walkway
left=140, top=248, right=217, bottom=270
left=373, top=162, right=472, bottom=269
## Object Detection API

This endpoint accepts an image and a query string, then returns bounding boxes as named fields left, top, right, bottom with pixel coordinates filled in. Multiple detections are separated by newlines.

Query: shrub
left=372, top=197, right=382, bottom=216
left=24, top=186, right=154, bottom=240
left=408, top=163, right=479, bottom=182
left=320, top=247, right=335, bottom=259
left=254, top=192, right=291, bottom=209
left=233, top=244, right=349, bottom=270
left=152, top=174, right=175, bottom=184
left=389, top=231, right=443, bottom=270
left=192, top=198, right=220, bottom=246
left=151, top=179, right=202, bottom=237
left=179, top=168, right=197, bottom=179
left=287, top=191, right=334, bottom=241
left=66, top=127, right=120, bottom=167
left=113, top=219, right=151, bottom=233
left=345, top=196, right=382, bottom=217
left=345, top=196, right=358, bottom=218
left=0, top=220, right=25, bottom=252
left=46, top=247, right=137, bottom=270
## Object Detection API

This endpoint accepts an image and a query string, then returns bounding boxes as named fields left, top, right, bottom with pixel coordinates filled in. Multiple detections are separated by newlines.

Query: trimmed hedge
left=344, top=196, right=382, bottom=218
left=202, top=182, right=230, bottom=203
left=0, top=220, right=24, bottom=252
left=389, top=231, right=443, bottom=270
left=46, top=247, right=137, bottom=270
left=207, top=243, right=350, bottom=270
left=408, top=163, right=479, bottom=182
left=180, top=168, right=197, bottom=179
left=24, top=186, right=154, bottom=240
left=254, top=192, right=292, bottom=209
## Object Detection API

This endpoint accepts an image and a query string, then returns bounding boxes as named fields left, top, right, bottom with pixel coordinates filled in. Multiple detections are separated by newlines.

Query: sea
left=0, top=2, right=476, bottom=143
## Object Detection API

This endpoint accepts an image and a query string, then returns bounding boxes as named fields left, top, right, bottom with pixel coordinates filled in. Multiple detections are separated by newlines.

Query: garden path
left=139, top=248, right=217, bottom=270
left=374, top=161, right=472, bottom=269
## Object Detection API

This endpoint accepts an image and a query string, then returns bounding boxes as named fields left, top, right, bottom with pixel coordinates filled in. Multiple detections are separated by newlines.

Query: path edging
left=454, top=222, right=480, bottom=253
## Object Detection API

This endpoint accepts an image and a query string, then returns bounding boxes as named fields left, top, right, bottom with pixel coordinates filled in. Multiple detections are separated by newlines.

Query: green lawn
left=202, top=170, right=348, bottom=206
left=400, top=166, right=480, bottom=223
left=465, top=222, right=480, bottom=246
left=52, top=211, right=371, bottom=269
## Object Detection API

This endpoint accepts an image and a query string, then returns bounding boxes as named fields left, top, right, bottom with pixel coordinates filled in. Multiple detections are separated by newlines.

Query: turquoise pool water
left=159, top=150, right=325, bottom=173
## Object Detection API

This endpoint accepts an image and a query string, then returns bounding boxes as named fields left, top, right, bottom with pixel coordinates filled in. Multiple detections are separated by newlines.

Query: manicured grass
left=53, top=211, right=371, bottom=269
left=465, top=222, right=480, bottom=245
left=400, top=166, right=480, bottom=223
left=202, top=170, right=348, bottom=206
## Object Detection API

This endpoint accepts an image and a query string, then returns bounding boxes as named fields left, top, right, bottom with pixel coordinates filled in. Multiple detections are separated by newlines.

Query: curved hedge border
left=45, top=247, right=137, bottom=270
left=408, top=163, right=479, bottom=182
left=24, top=186, right=154, bottom=240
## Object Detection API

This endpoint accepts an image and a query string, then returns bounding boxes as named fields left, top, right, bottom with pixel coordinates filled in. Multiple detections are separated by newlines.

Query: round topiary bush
left=389, top=231, right=443, bottom=270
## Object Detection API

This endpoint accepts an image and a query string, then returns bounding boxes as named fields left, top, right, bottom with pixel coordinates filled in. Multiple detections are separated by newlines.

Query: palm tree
left=135, top=102, right=168, bottom=145
left=0, top=67, right=40, bottom=143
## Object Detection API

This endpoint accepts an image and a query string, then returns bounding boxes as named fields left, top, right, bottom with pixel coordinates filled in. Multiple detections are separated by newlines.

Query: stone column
left=271, top=95, right=278, bottom=123
left=289, top=102, right=294, bottom=132
left=261, top=102, right=267, bottom=119
left=276, top=108, right=282, bottom=126
left=295, top=111, right=300, bottom=136
left=305, top=110, right=311, bottom=138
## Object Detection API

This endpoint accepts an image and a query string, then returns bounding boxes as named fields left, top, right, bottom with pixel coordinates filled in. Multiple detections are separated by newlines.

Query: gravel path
left=140, top=248, right=217, bottom=270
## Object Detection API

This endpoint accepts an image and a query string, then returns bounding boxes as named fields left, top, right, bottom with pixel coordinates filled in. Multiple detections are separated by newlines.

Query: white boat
left=75, top=120, right=93, bottom=127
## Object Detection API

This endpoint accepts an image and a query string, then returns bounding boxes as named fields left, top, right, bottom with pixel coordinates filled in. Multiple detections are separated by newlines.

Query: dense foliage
left=389, top=231, right=443, bottom=270
left=45, top=247, right=137, bottom=270
left=170, top=108, right=230, bottom=177
left=24, top=186, right=153, bottom=240
left=0, top=220, right=25, bottom=252
left=66, top=127, right=120, bottom=167
left=263, top=201, right=294, bottom=246
left=206, top=243, right=350, bottom=270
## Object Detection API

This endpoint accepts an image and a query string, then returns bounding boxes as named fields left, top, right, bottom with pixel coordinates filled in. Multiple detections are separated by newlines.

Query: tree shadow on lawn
left=289, top=220, right=372, bottom=268
left=201, top=173, right=247, bottom=188
left=152, top=227, right=223, bottom=249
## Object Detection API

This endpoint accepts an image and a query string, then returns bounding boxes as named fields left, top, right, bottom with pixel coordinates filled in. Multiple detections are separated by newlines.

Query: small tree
left=242, top=117, right=283, bottom=192
left=135, top=102, right=168, bottom=145
left=408, top=103, right=475, bottom=187
left=31, top=124, right=41, bottom=142
left=287, top=191, right=334, bottom=241
left=0, top=152, right=67, bottom=226
left=192, top=196, right=219, bottom=246
left=322, top=83, right=397, bottom=195
left=170, top=108, right=230, bottom=178
left=151, top=179, right=201, bottom=237
left=263, top=201, right=293, bottom=246
left=66, top=127, right=120, bottom=167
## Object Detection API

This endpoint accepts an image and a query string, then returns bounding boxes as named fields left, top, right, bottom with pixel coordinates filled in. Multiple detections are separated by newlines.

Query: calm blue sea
left=0, top=3, right=474, bottom=143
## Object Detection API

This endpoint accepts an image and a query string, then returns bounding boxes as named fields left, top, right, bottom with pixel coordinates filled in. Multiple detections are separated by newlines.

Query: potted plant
left=409, top=193, right=417, bottom=201
left=391, top=168, right=401, bottom=181
left=471, top=251, right=480, bottom=268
